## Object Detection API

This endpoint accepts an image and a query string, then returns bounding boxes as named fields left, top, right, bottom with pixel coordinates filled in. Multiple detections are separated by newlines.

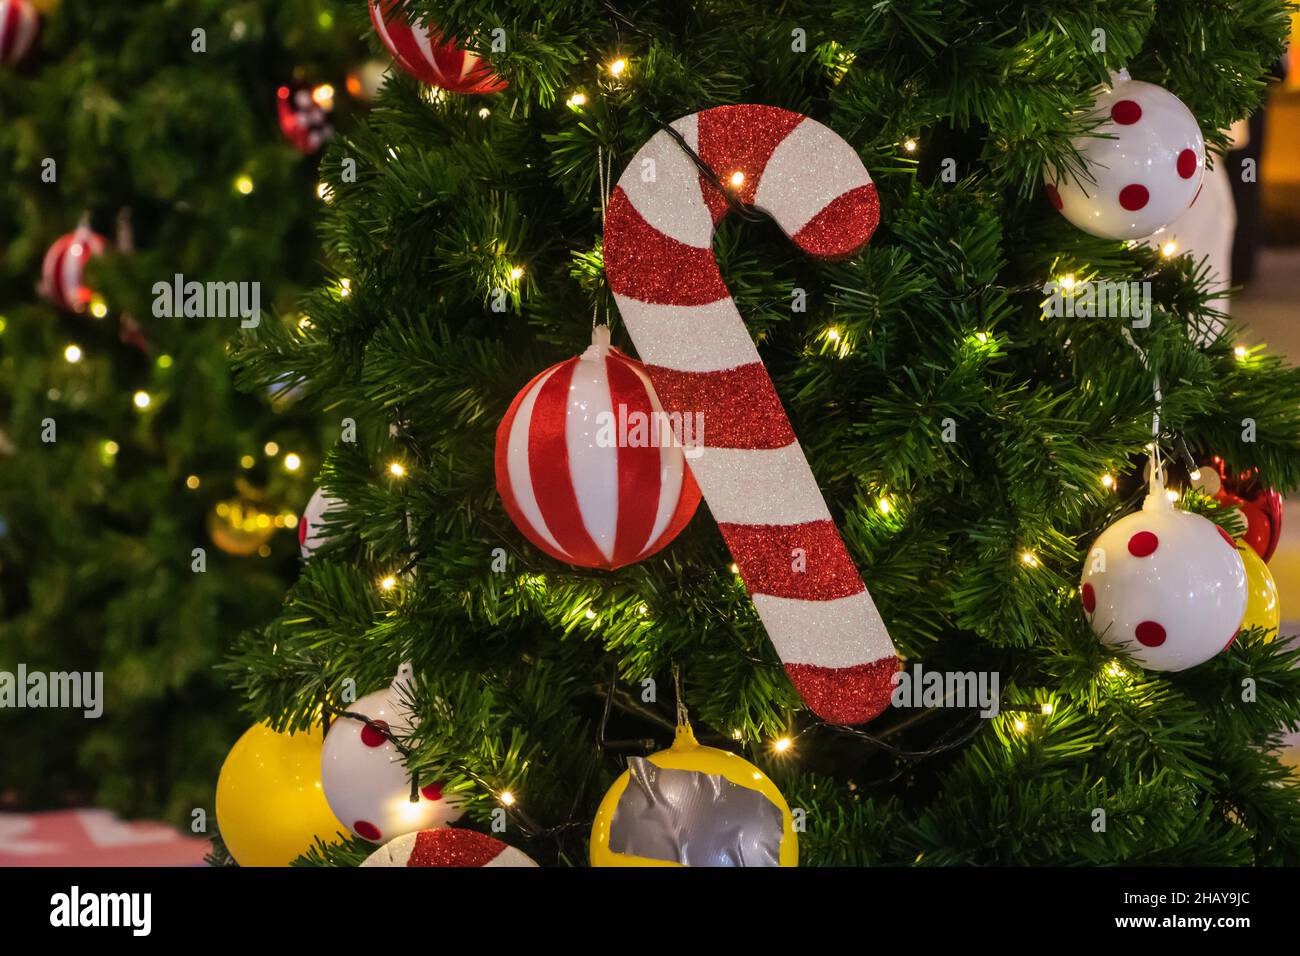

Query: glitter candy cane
left=604, top=104, right=899, bottom=724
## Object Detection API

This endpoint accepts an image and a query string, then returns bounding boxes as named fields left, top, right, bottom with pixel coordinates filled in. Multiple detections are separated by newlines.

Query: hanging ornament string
left=595, top=143, right=615, bottom=330
left=672, top=662, right=689, bottom=729
left=1121, top=324, right=1166, bottom=494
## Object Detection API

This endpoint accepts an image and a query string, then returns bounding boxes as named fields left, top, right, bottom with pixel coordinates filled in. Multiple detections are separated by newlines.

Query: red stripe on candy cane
left=793, top=185, right=882, bottom=259
left=645, top=363, right=795, bottom=449
left=719, top=520, right=866, bottom=602
left=697, top=105, right=805, bottom=217
left=605, top=187, right=729, bottom=306
left=606, top=105, right=897, bottom=725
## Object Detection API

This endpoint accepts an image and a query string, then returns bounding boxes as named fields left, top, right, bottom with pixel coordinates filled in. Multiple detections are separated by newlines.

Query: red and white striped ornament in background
left=496, top=325, right=701, bottom=571
left=361, top=828, right=538, bottom=867
left=0, top=0, right=39, bottom=67
left=40, top=225, right=108, bottom=313
left=277, top=83, right=335, bottom=155
left=604, top=104, right=899, bottom=725
left=367, top=0, right=505, bottom=95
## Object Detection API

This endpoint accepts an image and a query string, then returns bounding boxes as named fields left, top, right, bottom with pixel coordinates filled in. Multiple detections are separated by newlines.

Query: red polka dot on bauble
left=1081, top=583, right=1096, bottom=613
left=1177, top=149, right=1198, bottom=179
left=354, top=820, right=382, bottom=841
left=1119, top=184, right=1149, bottom=211
left=1110, top=100, right=1142, bottom=125
left=1045, top=183, right=1063, bottom=210
left=1127, top=531, right=1159, bottom=557
left=421, top=783, right=443, bottom=801
left=360, top=719, right=390, bottom=748
left=1135, top=621, right=1167, bottom=647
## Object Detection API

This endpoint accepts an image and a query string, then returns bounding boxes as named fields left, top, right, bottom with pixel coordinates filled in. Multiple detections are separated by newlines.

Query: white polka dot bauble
left=1081, top=485, right=1247, bottom=671
left=1044, top=74, right=1205, bottom=241
left=299, top=486, right=343, bottom=559
left=320, top=665, right=464, bottom=843
left=360, top=828, right=538, bottom=867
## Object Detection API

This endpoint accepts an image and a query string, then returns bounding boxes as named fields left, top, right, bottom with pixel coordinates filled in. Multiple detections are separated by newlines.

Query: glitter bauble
left=361, top=828, right=537, bottom=867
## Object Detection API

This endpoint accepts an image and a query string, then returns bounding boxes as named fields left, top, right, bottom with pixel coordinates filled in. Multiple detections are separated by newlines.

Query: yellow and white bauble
left=1236, top=542, right=1280, bottom=640
left=590, top=724, right=797, bottom=867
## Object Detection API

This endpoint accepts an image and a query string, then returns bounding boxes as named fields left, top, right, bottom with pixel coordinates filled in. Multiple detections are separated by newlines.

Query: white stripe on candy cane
left=617, top=117, right=713, bottom=249
left=614, top=295, right=760, bottom=373
left=685, top=444, right=833, bottom=526
left=754, top=119, right=875, bottom=235
left=754, top=591, right=894, bottom=669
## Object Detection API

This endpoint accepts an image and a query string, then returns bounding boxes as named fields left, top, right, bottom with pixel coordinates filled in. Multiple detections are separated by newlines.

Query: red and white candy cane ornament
left=0, top=0, right=39, bottom=67
left=604, top=104, right=899, bottom=725
left=367, top=0, right=506, bottom=95
left=41, top=225, right=108, bottom=313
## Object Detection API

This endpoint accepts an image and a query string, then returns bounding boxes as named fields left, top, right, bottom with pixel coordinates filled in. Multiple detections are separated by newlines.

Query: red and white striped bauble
left=40, top=226, right=108, bottom=313
left=495, top=326, right=701, bottom=571
left=0, top=0, right=39, bottom=67
left=361, top=828, right=538, bottom=867
left=604, top=104, right=898, bottom=725
left=367, top=0, right=505, bottom=95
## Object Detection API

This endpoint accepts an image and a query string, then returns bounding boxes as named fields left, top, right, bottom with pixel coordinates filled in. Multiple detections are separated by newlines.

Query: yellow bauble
left=215, top=723, right=346, bottom=867
left=590, top=724, right=797, bottom=867
left=30, top=0, right=60, bottom=12
left=1237, top=543, right=1280, bottom=639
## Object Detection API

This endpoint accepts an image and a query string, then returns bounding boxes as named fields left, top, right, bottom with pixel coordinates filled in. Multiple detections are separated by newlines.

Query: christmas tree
left=0, top=1, right=355, bottom=822
left=230, top=0, right=1297, bottom=866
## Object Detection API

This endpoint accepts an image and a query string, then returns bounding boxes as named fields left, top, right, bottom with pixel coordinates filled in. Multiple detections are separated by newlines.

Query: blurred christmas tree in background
left=0, top=0, right=358, bottom=822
